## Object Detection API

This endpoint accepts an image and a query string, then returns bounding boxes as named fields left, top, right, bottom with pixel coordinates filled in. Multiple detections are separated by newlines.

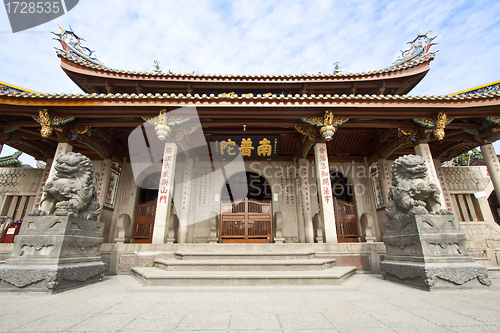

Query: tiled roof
left=57, top=50, right=434, bottom=80
left=1, top=89, right=499, bottom=101
left=0, top=151, right=22, bottom=166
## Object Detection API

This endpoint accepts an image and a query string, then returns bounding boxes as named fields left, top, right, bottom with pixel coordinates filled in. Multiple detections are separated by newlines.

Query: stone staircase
left=131, top=251, right=356, bottom=286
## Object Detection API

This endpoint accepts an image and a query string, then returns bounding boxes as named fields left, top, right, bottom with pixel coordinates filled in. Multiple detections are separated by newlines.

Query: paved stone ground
left=0, top=274, right=499, bottom=332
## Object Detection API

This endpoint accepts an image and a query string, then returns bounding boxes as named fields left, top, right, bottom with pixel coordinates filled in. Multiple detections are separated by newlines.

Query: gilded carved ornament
left=32, top=109, right=75, bottom=138
left=294, top=125, right=317, bottom=142
left=397, top=127, right=418, bottom=141
left=485, top=116, right=500, bottom=125
left=301, top=110, right=349, bottom=141
left=142, top=109, right=194, bottom=141
left=413, top=112, right=453, bottom=140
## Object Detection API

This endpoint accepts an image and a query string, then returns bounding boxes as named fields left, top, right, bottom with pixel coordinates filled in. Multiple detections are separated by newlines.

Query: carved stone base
left=380, top=260, right=491, bottom=290
left=0, top=215, right=105, bottom=293
left=381, top=215, right=491, bottom=290
left=0, top=261, right=105, bottom=293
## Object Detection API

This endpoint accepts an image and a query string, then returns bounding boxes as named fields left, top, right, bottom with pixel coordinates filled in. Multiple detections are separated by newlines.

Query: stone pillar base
left=381, top=260, right=490, bottom=291
left=0, top=216, right=106, bottom=293
left=381, top=215, right=491, bottom=290
left=0, top=261, right=105, bottom=293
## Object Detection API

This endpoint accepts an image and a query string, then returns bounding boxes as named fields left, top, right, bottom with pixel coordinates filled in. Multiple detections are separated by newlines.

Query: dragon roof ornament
left=52, top=25, right=106, bottom=67
left=390, top=31, right=438, bottom=68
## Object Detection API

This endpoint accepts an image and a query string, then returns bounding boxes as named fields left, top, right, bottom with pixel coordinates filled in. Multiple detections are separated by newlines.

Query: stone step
left=154, top=258, right=336, bottom=271
left=488, top=267, right=500, bottom=279
left=131, top=266, right=356, bottom=286
left=174, top=251, right=316, bottom=260
left=473, top=257, right=492, bottom=267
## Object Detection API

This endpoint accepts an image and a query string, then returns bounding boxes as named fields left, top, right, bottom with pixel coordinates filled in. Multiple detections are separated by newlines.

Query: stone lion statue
left=29, top=152, right=101, bottom=220
left=385, top=155, right=452, bottom=220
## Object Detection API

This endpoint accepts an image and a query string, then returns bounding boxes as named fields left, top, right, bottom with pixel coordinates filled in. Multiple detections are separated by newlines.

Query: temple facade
left=2, top=29, right=500, bottom=277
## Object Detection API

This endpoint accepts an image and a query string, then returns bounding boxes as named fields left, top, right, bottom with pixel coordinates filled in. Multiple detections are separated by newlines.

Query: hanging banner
left=211, top=135, right=280, bottom=159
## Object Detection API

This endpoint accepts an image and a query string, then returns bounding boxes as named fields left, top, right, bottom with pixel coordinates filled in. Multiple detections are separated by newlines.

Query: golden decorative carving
left=433, top=112, right=453, bottom=140
left=398, top=127, right=418, bottom=137
left=302, top=110, right=349, bottom=141
left=142, top=109, right=191, bottom=140
left=295, top=125, right=317, bottom=142
left=302, top=117, right=323, bottom=126
left=32, top=109, right=75, bottom=138
left=413, top=112, right=453, bottom=140
left=413, top=117, right=434, bottom=128
left=492, top=127, right=500, bottom=133
left=173, top=125, right=198, bottom=142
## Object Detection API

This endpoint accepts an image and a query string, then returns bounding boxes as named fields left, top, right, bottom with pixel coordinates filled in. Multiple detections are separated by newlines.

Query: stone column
left=151, top=143, right=177, bottom=244
left=34, top=142, right=72, bottom=209
left=377, top=157, right=392, bottom=206
left=433, top=159, right=455, bottom=214
left=178, top=158, right=194, bottom=243
left=414, top=143, right=446, bottom=205
left=314, top=143, right=337, bottom=243
left=33, top=158, right=52, bottom=210
left=298, top=158, right=314, bottom=243
left=480, top=143, right=500, bottom=205
left=47, top=143, right=73, bottom=185
left=95, top=159, right=112, bottom=222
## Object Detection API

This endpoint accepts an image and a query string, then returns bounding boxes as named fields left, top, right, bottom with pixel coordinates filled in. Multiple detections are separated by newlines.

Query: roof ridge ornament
left=147, top=60, right=163, bottom=74
left=52, top=25, right=106, bottom=67
left=390, top=30, right=438, bottom=68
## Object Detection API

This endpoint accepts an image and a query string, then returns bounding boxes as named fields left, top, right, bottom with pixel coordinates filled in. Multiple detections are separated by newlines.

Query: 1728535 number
left=5, top=2, right=60, bottom=14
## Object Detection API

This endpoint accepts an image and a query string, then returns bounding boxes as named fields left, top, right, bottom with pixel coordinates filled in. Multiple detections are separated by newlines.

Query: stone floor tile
left=231, top=301, right=274, bottom=313
left=66, top=313, right=136, bottom=332
left=278, top=312, right=337, bottom=331
left=229, top=312, right=281, bottom=330
left=102, top=300, right=159, bottom=314
left=0, top=313, right=48, bottom=332
left=120, top=313, right=185, bottom=332
left=12, top=314, right=93, bottom=332
left=175, top=312, right=230, bottom=331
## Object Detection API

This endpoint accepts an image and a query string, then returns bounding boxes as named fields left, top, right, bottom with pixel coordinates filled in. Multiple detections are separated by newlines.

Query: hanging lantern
left=155, top=124, right=171, bottom=140
left=320, top=125, right=335, bottom=141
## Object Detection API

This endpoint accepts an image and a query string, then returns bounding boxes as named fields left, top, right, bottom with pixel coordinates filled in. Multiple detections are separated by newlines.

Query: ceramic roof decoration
left=0, top=82, right=38, bottom=95
left=52, top=25, right=106, bottom=68
left=453, top=80, right=500, bottom=97
left=390, top=31, right=438, bottom=68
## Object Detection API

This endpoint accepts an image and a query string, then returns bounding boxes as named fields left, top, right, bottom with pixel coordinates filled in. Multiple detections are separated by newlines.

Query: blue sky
left=2, top=0, right=500, bottom=164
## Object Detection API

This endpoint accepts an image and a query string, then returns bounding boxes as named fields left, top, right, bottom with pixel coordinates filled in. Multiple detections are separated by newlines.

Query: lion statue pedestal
left=380, top=155, right=490, bottom=290
left=0, top=152, right=106, bottom=293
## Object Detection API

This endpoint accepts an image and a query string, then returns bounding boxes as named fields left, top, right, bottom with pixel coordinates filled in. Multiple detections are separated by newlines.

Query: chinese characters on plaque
left=211, top=136, right=280, bottom=159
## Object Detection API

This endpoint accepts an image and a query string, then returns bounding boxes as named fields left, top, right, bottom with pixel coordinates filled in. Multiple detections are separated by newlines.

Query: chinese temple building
left=1, top=29, right=500, bottom=279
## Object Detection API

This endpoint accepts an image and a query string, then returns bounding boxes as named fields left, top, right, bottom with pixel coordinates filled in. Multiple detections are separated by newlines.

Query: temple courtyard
left=0, top=274, right=499, bottom=332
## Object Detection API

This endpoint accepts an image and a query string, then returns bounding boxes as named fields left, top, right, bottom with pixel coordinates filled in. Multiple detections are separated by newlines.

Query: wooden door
left=220, top=197, right=272, bottom=243
left=132, top=200, right=156, bottom=243
left=334, top=198, right=359, bottom=243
